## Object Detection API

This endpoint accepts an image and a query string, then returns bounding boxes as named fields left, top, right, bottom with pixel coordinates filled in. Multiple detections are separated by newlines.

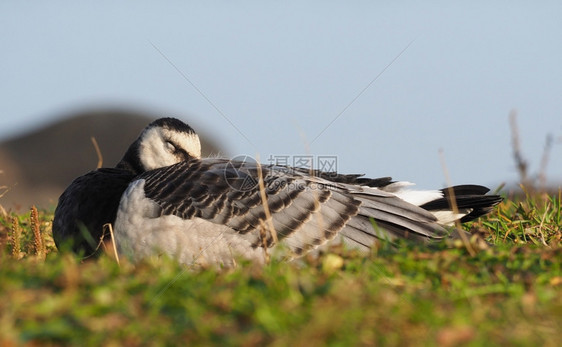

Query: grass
left=0, top=191, right=561, bottom=346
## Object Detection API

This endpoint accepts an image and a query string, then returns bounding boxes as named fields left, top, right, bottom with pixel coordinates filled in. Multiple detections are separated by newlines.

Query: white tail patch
left=379, top=181, right=443, bottom=207
left=430, top=209, right=472, bottom=226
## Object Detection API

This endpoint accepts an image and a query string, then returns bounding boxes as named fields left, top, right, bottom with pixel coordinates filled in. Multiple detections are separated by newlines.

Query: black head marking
left=148, top=117, right=196, bottom=136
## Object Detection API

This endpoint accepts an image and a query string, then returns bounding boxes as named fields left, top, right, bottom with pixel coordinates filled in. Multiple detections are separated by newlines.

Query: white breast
left=114, top=179, right=267, bottom=268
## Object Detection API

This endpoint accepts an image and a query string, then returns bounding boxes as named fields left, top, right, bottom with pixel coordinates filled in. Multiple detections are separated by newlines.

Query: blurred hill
left=0, top=109, right=224, bottom=210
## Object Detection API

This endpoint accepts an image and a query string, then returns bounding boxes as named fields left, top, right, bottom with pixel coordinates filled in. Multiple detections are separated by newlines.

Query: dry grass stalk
left=30, top=206, right=45, bottom=259
left=538, top=134, right=553, bottom=192
left=102, top=223, right=120, bottom=266
left=91, top=136, right=103, bottom=169
left=0, top=181, right=9, bottom=217
left=11, top=216, right=22, bottom=259
left=0, top=185, right=8, bottom=199
left=439, top=149, right=476, bottom=256
left=29, top=206, right=47, bottom=259
left=82, top=222, right=120, bottom=264
left=258, top=219, right=270, bottom=264
left=509, top=110, right=531, bottom=188
left=509, top=110, right=561, bottom=193
left=256, top=160, right=278, bottom=244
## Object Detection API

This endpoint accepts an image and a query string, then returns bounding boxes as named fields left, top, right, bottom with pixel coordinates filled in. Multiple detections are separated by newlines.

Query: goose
left=52, top=117, right=502, bottom=267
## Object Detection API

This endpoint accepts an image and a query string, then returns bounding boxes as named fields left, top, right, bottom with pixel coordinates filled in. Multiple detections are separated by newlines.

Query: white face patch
left=166, top=128, right=201, bottom=158
left=138, top=126, right=202, bottom=170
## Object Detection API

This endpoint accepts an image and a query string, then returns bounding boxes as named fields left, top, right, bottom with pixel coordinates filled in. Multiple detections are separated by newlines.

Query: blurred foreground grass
left=0, top=192, right=561, bottom=346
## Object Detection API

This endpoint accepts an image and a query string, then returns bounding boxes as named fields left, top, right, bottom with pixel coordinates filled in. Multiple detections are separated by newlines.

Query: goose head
left=117, top=117, right=201, bottom=175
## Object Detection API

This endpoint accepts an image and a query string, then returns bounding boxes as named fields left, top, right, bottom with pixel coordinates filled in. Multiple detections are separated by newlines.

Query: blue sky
left=2, top=1, right=561, bottom=189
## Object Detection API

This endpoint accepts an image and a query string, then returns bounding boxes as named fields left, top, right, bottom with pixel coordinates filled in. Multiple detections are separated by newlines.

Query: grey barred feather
left=136, top=157, right=477, bottom=260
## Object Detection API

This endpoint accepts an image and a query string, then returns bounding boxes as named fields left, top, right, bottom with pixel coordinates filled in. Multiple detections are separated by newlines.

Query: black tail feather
left=420, top=185, right=503, bottom=223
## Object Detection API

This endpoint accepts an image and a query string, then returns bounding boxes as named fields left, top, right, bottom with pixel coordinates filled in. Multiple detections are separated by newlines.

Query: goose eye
left=165, top=141, right=176, bottom=152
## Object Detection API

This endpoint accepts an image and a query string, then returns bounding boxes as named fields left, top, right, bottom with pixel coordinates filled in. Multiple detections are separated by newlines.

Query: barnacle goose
left=53, top=117, right=502, bottom=267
